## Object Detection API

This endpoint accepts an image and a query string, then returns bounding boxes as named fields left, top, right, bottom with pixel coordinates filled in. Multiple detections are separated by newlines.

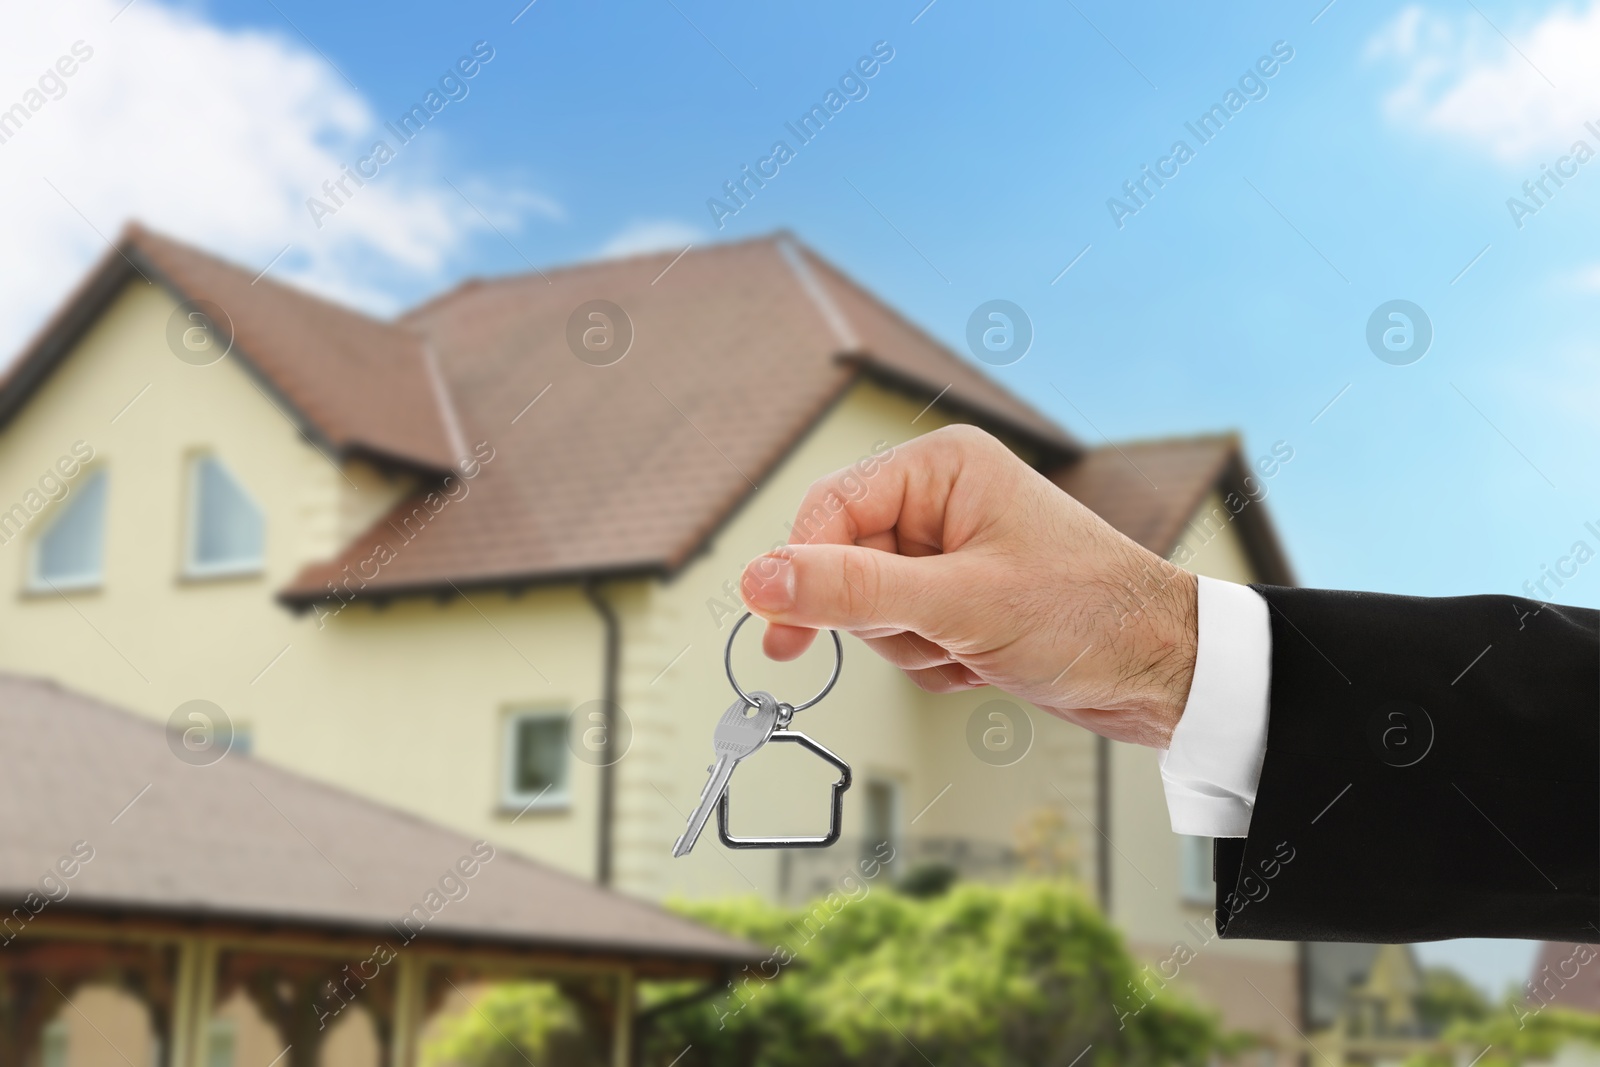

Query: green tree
left=647, top=881, right=1229, bottom=1067
left=1417, top=965, right=1490, bottom=1031
left=1404, top=1005, right=1600, bottom=1067
left=423, top=980, right=609, bottom=1067
left=425, top=880, right=1235, bottom=1067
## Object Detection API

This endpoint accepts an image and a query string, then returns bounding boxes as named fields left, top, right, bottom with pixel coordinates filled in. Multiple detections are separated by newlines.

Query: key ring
left=724, top=611, right=843, bottom=715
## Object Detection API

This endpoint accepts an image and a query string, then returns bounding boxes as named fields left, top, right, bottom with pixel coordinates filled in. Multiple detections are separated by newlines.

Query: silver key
left=672, top=691, right=780, bottom=856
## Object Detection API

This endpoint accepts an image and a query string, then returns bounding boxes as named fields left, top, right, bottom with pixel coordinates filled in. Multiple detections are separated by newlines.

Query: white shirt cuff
left=1158, top=576, right=1271, bottom=838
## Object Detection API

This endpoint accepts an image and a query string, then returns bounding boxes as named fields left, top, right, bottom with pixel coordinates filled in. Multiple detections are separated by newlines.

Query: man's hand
left=739, top=425, right=1199, bottom=748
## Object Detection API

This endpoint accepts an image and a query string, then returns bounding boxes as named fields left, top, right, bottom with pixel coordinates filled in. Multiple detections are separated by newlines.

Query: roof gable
left=0, top=224, right=458, bottom=475
left=1047, top=434, right=1295, bottom=585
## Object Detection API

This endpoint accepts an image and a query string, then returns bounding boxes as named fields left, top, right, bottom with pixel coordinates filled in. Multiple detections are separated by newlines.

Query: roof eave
left=0, top=243, right=141, bottom=435
left=0, top=231, right=454, bottom=481
left=124, top=244, right=455, bottom=480
left=34, top=898, right=766, bottom=974
left=275, top=560, right=671, bottom=613
left=1215, top=450, right=1297, bottom=586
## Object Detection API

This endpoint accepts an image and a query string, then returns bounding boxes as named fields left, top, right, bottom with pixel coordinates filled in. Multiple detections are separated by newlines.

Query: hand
left=739, top=425, right=1199, bottom=748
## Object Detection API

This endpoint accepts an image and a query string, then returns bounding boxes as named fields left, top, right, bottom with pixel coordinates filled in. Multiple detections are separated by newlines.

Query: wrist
left=1130, top=565, right=1198, bottom=745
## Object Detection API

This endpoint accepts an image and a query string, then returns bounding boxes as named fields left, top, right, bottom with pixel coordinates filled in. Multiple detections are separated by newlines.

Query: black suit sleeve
left=1214, top=585, right=1598, bottom=943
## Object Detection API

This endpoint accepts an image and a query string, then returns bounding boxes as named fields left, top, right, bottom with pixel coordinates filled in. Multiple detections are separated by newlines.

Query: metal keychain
left=670, top=611, right=849, bottom=852
left=716, top=612, right=850, bottom=849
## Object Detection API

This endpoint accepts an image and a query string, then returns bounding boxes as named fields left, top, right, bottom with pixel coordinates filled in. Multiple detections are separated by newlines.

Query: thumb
left=740, top=544, right=952, bottom=634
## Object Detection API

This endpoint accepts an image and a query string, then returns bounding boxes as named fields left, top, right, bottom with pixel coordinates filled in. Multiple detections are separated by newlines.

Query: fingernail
left=742, top=554, right=795, bottom=613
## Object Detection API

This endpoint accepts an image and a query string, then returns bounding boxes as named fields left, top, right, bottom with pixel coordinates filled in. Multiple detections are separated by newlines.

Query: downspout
left=1095, top=735, right=1111, bottom=914
left=584, top=579, right=620, bottom=887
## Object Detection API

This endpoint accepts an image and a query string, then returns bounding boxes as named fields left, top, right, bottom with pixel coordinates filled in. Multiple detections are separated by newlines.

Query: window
left=185, top=455, right=264, bottom=577
left=502, top=710, right=569, bottom=809
left=31, top=468, right=106, bottom=590
left=1178, top=834, right=1213, bottom=905
left=205, top=1020, right=236, bottom=1067
left=40, top=1020, right=68, bottom=1067
left=864, top=779, right=899, bottom=854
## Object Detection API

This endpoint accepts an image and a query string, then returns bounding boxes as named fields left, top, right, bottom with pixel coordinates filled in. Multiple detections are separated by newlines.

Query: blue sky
left=8, top=0, right=1595, bottom=993
left=179, top=0, right=1596, bottom=604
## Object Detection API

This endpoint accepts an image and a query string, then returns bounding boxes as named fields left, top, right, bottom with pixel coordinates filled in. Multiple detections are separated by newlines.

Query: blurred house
left=1527, top=941, right=1600, bottom=1013
left=1513, top=942, right=1600, bottom=1067
left=0, top=224, right=1303, bottom=1050
left=1303, top=943, right=1445, bottom=1066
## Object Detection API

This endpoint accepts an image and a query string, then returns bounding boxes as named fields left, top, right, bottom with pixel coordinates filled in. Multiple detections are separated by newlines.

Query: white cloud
left=1368, top=3, right=1600, bottom=163
left=595, top=219, right=702, bottom=259
left=0, top=0, right=559, bottom=360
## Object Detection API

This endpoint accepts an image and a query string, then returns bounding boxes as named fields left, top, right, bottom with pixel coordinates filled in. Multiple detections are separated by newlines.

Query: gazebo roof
left=0, top=674, right=758, bottom=972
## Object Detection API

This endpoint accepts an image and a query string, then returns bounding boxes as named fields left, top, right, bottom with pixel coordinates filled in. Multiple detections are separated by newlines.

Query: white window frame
left=501, top=708, right=571, bottom=811
left=183, top=454, right=264, bottom=580
left=28, top=467, right=106, bottom=593
left=1178, top=834, right=1213, bottom=905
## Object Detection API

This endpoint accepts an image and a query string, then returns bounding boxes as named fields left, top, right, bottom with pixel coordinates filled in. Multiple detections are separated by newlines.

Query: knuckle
left=838, top=550, right=882, bottom=624
left=934, top=423, right=999, bottom=453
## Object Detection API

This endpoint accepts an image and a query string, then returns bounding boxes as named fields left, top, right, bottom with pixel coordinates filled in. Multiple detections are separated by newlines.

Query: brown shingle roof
left=1048, top=435, right=1238, bottom=555
left=11, top=223, right=1291, bottom=602
left=280, top=235, right=1078, bottom=603
left=1527, top=941, right=1600, bottom=1010
left=0, top=224, right=457, bottom=474
left=1047, top=434, right=1295, bottom=584
left=0, top=673, right=758, bottom=968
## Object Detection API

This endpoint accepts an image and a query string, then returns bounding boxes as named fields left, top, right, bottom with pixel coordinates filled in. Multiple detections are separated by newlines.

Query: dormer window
left=31, top=468, right=107, bottom=591
left=185, top=455, right=264, bottom=578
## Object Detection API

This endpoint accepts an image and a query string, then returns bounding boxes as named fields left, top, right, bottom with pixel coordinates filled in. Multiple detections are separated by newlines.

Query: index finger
left=742, top=430, right=965, bottom=660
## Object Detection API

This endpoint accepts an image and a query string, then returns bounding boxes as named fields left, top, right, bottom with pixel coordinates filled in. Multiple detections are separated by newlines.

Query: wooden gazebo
left=0, top=675, right=759, bottom=1067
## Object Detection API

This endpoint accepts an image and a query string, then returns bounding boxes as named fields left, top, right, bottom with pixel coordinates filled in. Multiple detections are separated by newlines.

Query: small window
left=503, top=710, right=569, bottom=809
left=1178, top=834, right=1213, bottom=905
left=205, top=1020, right=236, bottom=1067
left=40, top=1020, right=68, bottom=1067
left=864, top=779, right=899, bottom=854
left=32, top=468, right=106, bottom=590
left=185, top=455, right=264, bottom=577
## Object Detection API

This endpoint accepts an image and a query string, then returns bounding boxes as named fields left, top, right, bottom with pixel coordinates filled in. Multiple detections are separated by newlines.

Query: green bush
left=424, top=981, right=605, bottom=1067
left=1403, top=1005, right=1600, bottom=1067
left=425, top=879, right=1231, bottom=1067
left=652, top=879, right=1229, bottom=1067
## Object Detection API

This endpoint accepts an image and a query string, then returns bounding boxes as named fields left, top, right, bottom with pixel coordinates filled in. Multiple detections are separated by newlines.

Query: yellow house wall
left=0, top=281, right=610, bottom=880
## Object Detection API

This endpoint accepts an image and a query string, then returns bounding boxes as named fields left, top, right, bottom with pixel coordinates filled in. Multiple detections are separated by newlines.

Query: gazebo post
left=167, top=937, right=201, bottom=1067
left=187, top=939, right=219, bottom=1067
left=611, top=969, right=635, bottom=1067
left=388, top=953, right=425, bottom=1067
left=168, top=936, right=219, bottom=1067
